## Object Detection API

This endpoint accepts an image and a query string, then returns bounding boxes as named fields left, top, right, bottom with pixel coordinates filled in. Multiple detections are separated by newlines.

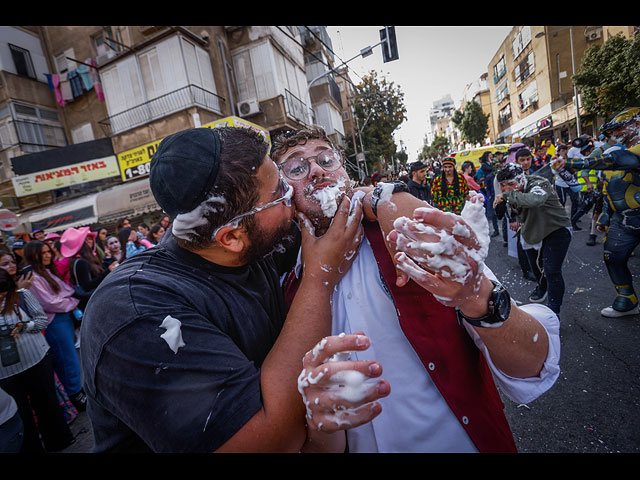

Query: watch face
left=495, top=288, right=511, bottom=318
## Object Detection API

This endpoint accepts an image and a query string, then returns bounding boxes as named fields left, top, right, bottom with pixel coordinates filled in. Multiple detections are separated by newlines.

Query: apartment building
left=486, top=25, right=634, bottom=147
left=298, top=26, right=346, bottom=148
left=0, top=26, right=329, bottom=235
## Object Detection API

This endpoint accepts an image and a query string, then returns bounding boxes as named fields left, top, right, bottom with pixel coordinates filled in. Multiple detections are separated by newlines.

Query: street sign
left=0, top=209, right=19, bottom=231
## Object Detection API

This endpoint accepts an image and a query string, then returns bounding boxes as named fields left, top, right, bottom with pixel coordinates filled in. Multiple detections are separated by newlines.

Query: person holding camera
left=22, top=241, right=87, bottom=412
left=0, top=269, right=74, bottom=452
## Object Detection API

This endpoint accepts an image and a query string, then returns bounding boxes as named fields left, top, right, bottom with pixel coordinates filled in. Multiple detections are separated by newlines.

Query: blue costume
left=565, top=108, right=640, bottom=316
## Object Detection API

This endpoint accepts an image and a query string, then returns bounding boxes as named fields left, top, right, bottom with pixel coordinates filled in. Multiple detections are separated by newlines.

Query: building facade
left=487, top=25, right=638, bottom=148
left=0, top=26, right=349, bottom=236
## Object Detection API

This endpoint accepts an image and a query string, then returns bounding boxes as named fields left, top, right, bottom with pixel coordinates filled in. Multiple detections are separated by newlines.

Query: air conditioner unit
left=586, top=30, right=602, bottom=41
left=237, top=99, right=260, bottom=117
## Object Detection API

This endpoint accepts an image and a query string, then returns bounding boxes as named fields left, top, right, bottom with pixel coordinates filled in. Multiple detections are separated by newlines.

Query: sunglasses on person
left=212, top=174, right=293, bottom=239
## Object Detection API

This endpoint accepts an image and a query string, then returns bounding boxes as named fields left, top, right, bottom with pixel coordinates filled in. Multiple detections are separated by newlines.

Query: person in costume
left=271, top=126, right=560, bottom=453
left=430, top=157, right=470, bottom=215
left=556, top=107, right=640, bottom=317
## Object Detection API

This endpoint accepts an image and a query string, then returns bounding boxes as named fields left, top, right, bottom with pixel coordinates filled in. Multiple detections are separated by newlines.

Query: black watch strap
left=456, top=280, right=511, bottom=328
left=371, top=181, right=409, bottom=217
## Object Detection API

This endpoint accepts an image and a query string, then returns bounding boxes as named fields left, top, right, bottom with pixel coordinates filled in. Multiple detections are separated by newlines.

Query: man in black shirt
left=80, top=127, right=368, bottom=452
left=407, top=161, right=429, bottom=203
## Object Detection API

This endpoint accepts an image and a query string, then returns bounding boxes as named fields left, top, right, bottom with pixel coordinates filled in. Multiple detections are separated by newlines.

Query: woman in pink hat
left=22, top=241, right=86, bottom=412
left=60, top=228, right=117, bottom=310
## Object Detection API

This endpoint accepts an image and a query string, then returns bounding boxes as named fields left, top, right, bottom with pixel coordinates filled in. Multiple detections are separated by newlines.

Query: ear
left=214, top=225, right=248, bottom=254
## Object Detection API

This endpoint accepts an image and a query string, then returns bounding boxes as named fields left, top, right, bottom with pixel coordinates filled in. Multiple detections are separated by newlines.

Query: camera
left=0, top=323, right=20, bottom=367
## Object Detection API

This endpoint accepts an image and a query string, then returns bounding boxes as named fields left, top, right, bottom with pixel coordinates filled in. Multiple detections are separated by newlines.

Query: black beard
left=241, top=220, right=298, bottom=263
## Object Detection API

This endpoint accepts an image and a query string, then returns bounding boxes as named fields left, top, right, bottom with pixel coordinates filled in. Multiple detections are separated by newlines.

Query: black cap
left=149, top=128, right=221, bottom=218
left=11, top=239, right=25, bottom=249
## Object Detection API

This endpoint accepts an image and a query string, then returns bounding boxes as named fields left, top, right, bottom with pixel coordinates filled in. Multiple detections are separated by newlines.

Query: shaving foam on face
left=311, top=179, right=347, bottom=217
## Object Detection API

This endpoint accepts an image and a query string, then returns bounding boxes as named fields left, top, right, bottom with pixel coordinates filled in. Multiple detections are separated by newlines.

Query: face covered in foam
left=276, top=139, right=354, bottom=233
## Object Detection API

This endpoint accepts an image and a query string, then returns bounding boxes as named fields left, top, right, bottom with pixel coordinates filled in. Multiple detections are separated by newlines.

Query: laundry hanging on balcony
left=44, top=57, right=105, bottom=106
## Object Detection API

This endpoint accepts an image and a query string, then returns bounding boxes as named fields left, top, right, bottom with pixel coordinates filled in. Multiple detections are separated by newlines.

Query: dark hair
left=23, top=240, right=61, bottom=294
left=69, top=242, right=104, bottom=278
left=147, top=223, right=164, bottom=243
left=117, top=228, right=134, bottom=260
left=173, top=127, right=269, bottom=251
left=496, top=163, right=524, bottom=183
left=116, top=218, right=130, bottom=232
left=0, top=269, right=18, bottom=317
left=461, top=161, right=476, bottom=175
left=439, top=165, right=461, bottom=196
left=515, top=148, right=532, bottom=159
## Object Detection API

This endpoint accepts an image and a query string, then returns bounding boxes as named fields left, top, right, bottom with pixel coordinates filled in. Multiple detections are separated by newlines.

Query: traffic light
left=379, top=26, right=399, bottom=63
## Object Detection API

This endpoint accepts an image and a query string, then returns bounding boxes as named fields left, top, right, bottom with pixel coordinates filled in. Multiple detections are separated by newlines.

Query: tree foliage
left=418, top=134, right=451, bottom=161
left=452, top=101, right=489, bottom=146
left=345, top=70, right=407, bottom=174
left=573, top=34, right=640, bottom=119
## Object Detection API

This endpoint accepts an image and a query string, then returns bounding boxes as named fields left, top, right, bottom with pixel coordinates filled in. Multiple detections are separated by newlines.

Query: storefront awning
left=27, top=193, right=98, bottom=233
left=95, top=177, right=161, bottom=224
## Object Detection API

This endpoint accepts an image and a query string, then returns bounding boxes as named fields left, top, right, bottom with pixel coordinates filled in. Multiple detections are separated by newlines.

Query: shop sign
left=115, top=117, right=271, bottom=182
left=11, top=156, right=120, bottom=197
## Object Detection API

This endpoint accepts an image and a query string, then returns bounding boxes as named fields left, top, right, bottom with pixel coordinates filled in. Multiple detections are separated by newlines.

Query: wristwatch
left=456, top=280, right=511, bottom=328
left=371, top=181, right=409, bottom=217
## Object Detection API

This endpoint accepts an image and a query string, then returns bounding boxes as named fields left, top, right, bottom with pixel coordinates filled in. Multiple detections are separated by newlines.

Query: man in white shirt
left=272, top=126, right=561, bottom=453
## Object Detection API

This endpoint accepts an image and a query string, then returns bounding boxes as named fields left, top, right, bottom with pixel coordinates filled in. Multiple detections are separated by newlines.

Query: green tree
left=573, top=34, right=640, bottom=119
left=346, top=70, right=407, bottom=175
left=418, top=134, right=450, bottom=161
left=452, top=101, right=489, bottom=146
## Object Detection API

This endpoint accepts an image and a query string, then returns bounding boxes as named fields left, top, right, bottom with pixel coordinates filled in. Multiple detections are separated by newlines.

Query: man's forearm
left=465, top=276, right=549, bottom=378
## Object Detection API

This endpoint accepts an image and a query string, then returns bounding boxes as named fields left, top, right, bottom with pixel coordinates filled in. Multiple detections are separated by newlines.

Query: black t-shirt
left=80, top=225, right=300, bottom=452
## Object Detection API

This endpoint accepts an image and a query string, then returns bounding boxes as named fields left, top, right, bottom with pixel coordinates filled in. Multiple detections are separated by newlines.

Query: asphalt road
left=489, top=224, right=640, bottom=453
left=59, top=218, right=640, bottom=454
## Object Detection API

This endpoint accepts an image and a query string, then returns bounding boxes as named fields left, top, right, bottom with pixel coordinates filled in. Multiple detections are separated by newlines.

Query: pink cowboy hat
left=59, top=226, right=97, bottom=257
left=44, top=232, right=61, bottom=241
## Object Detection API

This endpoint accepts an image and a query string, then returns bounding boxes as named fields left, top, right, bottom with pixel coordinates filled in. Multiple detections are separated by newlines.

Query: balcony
left=98, top=84, right=224, bottom=136
left=284, top=88, right=310, bottom=125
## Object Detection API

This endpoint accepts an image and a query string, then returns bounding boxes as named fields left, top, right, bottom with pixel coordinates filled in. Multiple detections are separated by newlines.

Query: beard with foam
left=240, top=217, right=298, bottom=264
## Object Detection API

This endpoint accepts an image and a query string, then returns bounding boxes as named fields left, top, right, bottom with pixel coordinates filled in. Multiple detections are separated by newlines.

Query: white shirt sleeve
left=462, top=268, right=562, bottom=404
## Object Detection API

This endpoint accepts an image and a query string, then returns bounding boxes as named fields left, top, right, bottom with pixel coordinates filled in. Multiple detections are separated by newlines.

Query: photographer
left=0, top=269, right=74, bottom=452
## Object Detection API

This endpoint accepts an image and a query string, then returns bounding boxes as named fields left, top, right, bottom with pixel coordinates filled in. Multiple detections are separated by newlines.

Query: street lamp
left=536, top=26, right=582, bottom=136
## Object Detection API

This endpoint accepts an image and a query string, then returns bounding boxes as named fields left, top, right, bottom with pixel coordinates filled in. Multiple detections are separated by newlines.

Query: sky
left=325, top=26, right=514, bottom=164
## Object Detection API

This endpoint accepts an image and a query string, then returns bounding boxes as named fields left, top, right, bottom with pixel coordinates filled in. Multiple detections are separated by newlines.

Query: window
left=10, top=102, right=66, bottom=153
left=232, top=40, right=281, bottom=103
left=499, top=104, right=512, bottom=125
left=512, top=27, right=532, bottom=60
left=54, top=48, right=76, bottom=75
left=9, top=44, right=36, bottom=79
left=493, top=56, right=506, bottom=84
left=100, top=34, right=219, bottom=133
left=514, top=51, right=535, bottom=87
left=495, top=79, right=509, bottom=103
left=518, top=81, right=538, bottom=111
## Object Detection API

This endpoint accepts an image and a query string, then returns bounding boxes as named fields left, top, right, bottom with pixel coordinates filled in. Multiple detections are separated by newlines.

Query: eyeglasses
left=212, top=175, right=293, bottom=239
left=278, top=149, right=343, bottom=181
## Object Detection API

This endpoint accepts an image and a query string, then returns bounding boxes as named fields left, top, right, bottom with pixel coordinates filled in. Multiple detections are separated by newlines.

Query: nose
left=308, top=159, right=325, bottom=180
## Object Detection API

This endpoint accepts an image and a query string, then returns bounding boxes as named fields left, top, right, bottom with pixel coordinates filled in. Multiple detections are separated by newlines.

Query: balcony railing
left=98, top=84, right=225, bottom=135
left=284, top=89, right=310, bottom=124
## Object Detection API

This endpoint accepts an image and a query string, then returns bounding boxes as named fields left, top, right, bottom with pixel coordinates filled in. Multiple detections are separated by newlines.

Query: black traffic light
left=379, top=26, right=399, bottom=63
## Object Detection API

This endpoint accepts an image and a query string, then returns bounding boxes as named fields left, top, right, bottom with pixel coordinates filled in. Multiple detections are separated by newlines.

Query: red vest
left=283, top=222, right=517, bottom=453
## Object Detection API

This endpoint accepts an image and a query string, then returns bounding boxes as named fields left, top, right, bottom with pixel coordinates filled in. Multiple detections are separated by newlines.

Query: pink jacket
left=29, top=271, right=79, bottom=323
